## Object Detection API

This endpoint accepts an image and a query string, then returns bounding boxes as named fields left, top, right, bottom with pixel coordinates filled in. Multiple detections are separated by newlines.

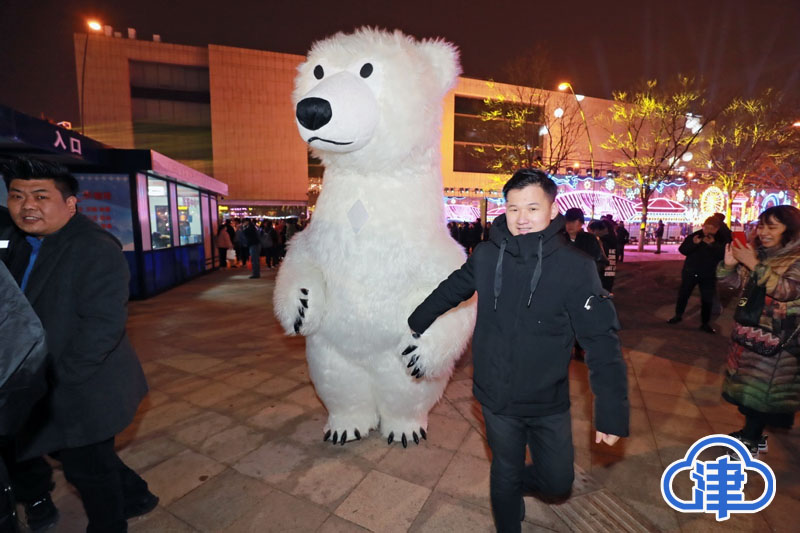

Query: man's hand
left=595, top=431, right=620, bottom=446
left=702, top=233, right=715, bottom=245
left=731, top=239, right=758, bottom=271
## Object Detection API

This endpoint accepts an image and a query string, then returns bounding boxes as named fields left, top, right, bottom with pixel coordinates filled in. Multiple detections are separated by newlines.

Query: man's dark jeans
left=482, top=406, right=574, bottom=533
left=675, top=270, right=716, bottom=324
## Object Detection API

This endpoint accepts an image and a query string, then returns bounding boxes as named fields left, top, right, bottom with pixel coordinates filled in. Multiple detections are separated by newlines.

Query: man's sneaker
left=24, top=495, right=59, bottom=532
left=667, top=316, right=682, bottom=324
left=699, top=323, right=716, bottom=334
left=757, top=434, right=768, bottom=452
left=124, top=491, right=159, bottom=519
left=728, top=431, right=759, bottom=458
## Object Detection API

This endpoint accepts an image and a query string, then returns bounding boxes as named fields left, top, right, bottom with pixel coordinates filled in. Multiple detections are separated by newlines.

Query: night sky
left=1, top=0, right=798, bottom=125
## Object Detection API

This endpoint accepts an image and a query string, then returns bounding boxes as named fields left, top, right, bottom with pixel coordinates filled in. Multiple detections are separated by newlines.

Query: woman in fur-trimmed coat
left=717, top=205, right=800, bottom=455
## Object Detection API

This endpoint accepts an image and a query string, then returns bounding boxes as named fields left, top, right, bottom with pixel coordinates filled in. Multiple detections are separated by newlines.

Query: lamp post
left=80, top=20, right=103, bottom=135
left=558, top=82, right=596, bottom=215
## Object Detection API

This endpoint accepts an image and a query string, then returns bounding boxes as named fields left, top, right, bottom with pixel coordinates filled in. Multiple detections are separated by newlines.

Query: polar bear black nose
left=296, top=97, right=332, bottom=131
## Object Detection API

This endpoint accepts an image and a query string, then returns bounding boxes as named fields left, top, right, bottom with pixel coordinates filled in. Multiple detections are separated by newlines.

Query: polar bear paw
left=386, top=427, right=427, bottom=448
left=292, top=288, right=310, bottom=334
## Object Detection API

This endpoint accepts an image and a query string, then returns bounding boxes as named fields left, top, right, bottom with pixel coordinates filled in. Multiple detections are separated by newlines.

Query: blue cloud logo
left=661, top=434, right=776, bottom=521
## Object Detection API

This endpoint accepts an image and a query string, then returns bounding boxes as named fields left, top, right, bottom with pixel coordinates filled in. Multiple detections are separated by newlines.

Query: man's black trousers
left=481, top=406, right=574, bottom=533
left=674, top=270, right=717, bottom=324
left=10, top=438, right=150, bottom=533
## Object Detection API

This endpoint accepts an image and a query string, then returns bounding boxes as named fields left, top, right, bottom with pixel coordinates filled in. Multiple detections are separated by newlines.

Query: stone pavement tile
left=199, top=423, right=267, bottom=465
left=677, top=511, right=772, bottom=532
left=168, top=411, right=235, bottom=447
left=142, top=449, right=226, bottom=506
left=285, top=384, right=324, bottom=409
left=141, top=365, right=193, bottom=390
left=523, top=498, right=570, bottom=532
left=233, top=438, right=311, bottom=484
left=168, top=468, right=273, bottom=532
left=672, top=361, right=725, bottom=386
left=129, top=508, right=198, bottom=532
left=641, top=390, right=705, bottom=419
left=458, top=428, right=490, bottom=460
left=159, top=354, right=225, bottom=374
left=117, top=435, right=188, bottom=473
left=283, top=363, right=312, bottom=384
left=318, top=514, right=371, bottom=532
left=50, top=481, right=87, bottom=533
left=220, top=488, right=329, bottom=533
left=275, top=457, right=370, bottom=510
left=450, top=398, right=485, bottom=432
left=435, top=452, right=491, bottom=509
left=335, top=470, right=431, bottom=533
left=157, top=375, right=214, bottom=396
left=209, top=389, right=271, bottom=421
left=254, top=376, right=302, bottom=397
left=697, top=402, right=745, bottom=427
left=377, top=442, right=456, bottom=489
left=191, top=361, right=247, bottom=379
left=430, top=398, right=461, bottom=419
left=142, top=389, right=170, bottom=408
left=761, top=493, right=800, bottom=532
left=286, top=409, right=331, bottom=444
left=128, top=400, right=201, bottom=438
left=650, top=414, right=714, bottom=448
left=443, top=379, right=473, bottom=401
left=216, top=368, right=273, bottom=389
left=635, top=375, right=692, bottom=398
left=409, top=491, right=496, bottom=533
left=247, top=400, right=306, bottom=430
left=425, top=413, right=471, bottom=451
left=182, top=380, right=244, bottom=408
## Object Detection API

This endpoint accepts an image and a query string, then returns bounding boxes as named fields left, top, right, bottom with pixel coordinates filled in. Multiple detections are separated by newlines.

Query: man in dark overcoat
left=1, top=158, right=156, bottom=533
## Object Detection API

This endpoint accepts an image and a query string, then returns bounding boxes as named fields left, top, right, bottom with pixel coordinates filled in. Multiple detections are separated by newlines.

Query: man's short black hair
left=1, top=157, right=79, bottom=200
left=502, top=168, right=557, bottom=203
left=564, top=207, right=585, bottom=222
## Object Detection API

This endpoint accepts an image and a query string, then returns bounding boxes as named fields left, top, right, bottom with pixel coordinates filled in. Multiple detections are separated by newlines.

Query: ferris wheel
left=700, top=186, right=726, bottom=221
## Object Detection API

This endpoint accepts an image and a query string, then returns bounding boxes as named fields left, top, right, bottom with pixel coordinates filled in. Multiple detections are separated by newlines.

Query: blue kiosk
left=0, top=105, right=228, bottom=298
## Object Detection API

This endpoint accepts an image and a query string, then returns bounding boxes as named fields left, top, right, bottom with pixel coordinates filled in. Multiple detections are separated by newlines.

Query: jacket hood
left=488, top=214, right=567, bottom=310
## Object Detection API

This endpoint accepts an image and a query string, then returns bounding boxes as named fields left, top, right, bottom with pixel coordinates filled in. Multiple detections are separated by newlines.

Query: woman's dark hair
left=1, top=157, right=79, bottom=200
left=502, top=168, right=557, bottom=202
left=757, top=205, right=800, bottom=247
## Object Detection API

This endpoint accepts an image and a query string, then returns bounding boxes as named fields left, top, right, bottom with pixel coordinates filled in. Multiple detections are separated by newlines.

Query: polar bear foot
left=386, top=427, right=427, bottom=448
left=323, top=427, right=366, bottom=446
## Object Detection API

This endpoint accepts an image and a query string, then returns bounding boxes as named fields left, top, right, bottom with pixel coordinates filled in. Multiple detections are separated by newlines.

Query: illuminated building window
left=147, top=177, right=172, bottom=249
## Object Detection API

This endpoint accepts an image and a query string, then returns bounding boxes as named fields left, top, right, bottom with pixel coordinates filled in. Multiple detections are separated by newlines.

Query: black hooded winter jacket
left=409, top=214, right=629, bottom=437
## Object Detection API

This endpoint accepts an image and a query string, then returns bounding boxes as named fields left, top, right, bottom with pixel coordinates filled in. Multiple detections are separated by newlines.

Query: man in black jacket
left=667, top=216, right=725, bottom=333
left=2, top=158, right=156, bottom=533
left=563, top=207, right=607, bottom=280
left=404, top=169, right=629, bottom=533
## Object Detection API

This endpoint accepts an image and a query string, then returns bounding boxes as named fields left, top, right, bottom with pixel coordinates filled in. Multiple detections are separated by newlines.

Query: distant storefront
left=0, top=105, right=228, bottom=298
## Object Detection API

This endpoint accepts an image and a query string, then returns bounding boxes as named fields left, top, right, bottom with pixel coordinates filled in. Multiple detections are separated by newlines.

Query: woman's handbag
left=733, top=274, right=766, bottom=327
left=731, top=321, right=800, bottom=356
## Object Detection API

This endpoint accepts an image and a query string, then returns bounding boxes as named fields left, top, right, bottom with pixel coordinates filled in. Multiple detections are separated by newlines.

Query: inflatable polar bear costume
left=274, top=28, right=476, bottom=447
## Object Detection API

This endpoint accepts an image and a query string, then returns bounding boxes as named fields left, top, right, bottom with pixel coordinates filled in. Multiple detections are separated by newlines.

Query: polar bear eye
left=313, top=65, right=324, bottom=80
left=359, top=63, right=373, bottom=78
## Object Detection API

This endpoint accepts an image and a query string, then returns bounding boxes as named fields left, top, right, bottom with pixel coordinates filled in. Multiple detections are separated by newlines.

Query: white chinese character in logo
left=70, top=137, right=82, bottom=155
left=54, top=130, right=67, bottom=150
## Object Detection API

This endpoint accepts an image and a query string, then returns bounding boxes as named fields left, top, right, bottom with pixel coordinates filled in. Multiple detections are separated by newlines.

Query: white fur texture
left=275, top=28, right=476, bottom=443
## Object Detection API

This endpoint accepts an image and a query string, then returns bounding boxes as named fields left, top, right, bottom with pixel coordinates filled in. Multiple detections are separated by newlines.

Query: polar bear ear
left=418, top=38, right=462, bottom=95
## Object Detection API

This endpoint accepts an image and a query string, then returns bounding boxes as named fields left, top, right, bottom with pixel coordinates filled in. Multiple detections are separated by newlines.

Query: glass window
left=176, top=185, right=202, bottom=245
left=147, top=177, right=172, bottom=249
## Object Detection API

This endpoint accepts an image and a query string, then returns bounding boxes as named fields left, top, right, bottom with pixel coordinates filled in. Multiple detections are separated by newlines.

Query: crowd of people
left=1, top=156, right=798, bottom=533
left=214, top=217, right=305, bottom=279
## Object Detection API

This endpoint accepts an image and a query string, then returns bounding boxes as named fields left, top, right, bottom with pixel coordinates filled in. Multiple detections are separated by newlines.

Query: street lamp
left=559, top=81, right=596, bottom=216
left=81, top=20, right=103, bottom=134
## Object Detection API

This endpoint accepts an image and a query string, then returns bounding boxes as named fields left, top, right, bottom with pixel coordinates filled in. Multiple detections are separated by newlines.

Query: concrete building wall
left=207, top=45, right=307, bottom=203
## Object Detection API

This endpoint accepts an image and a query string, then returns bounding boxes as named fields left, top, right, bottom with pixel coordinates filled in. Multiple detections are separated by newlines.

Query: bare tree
left=472, top=48, right=583, bottom=178
left=699, top=89, right=789, bottom=222
left=763, top=119, right=800, bottom=203
left=600, top=76, right=712, bottom=251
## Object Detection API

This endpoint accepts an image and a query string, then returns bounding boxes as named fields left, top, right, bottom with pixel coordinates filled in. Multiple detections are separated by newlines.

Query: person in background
left=563, top=208, right=607, bottom=280
left=215, top=221, right=233, bottom=268
left=1, top=157, right=156, bottom=533
left=655, top=220, right=665, bottom=254
left=243, top=218, right=261, bottom=279
left=615, top=222, right=629, bottom=263
left=717, top=205, right=800, bottom=456
left=667, top=216, right=724, bottom=333
left=587, top=220, right=617, bottom=293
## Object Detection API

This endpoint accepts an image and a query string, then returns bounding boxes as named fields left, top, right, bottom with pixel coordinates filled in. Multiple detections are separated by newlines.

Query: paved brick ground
left=26, top=244, right=800, bottom=532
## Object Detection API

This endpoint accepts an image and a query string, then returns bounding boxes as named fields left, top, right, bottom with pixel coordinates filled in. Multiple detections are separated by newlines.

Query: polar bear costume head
left=293, top=28, right=461, bottom=173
